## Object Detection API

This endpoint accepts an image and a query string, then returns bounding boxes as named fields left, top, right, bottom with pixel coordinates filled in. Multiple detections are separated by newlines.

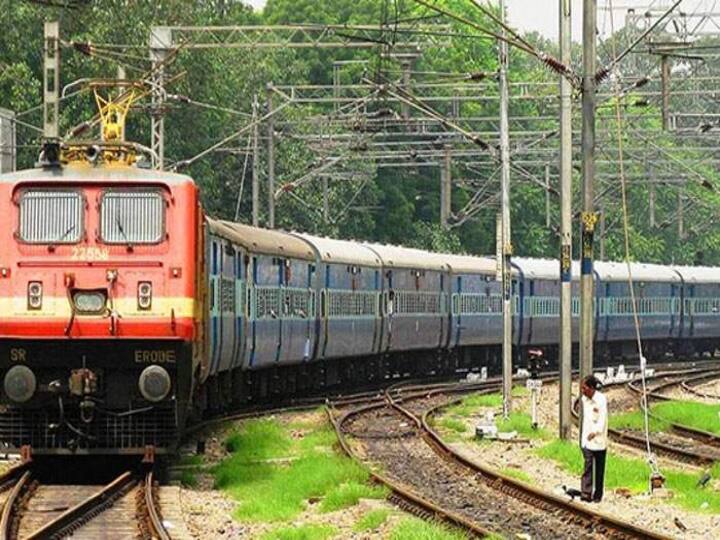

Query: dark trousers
left=581, top=448, right=607, bottom=501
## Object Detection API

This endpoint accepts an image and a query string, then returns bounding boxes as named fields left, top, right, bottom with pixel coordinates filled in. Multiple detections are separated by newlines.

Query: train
left=1, top=144, right=719, bottom=456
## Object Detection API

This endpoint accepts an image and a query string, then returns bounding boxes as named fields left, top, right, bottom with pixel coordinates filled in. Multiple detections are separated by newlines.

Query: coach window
left=100, top=190, right=165, bottom=244
left=18, top=189, right=83, bottom=244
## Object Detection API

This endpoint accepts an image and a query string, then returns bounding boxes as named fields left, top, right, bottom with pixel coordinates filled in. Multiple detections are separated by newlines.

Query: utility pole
left=660, top=55, right=671, bottom=131
left=322, top=175, right=330, bottom=224
left=678, top=188, right=685, bottom=240
left=599, top=203, right=605, bottom=260
left=544, top=164, right=551, bottom=228
left=440, top=145, right=452, bottom=229
left=580, top=0, right=597, bottom=384
left=149, top=27, right=171, bottom=170
left=252, top=95, right=260, bottom=227
left=558, top=0, right=573, bottom=441
left=267, top=84, right=276, bottom=228
left=0, top=108, right=16, bottom=173
left=499, top=0, right=513, bottom=420
left=43, top=21, right=60, bottom=141
left=117, top=66, right=126, bottom=141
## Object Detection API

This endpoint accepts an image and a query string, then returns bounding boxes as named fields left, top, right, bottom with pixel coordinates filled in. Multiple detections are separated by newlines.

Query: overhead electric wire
left=411, top=0, right=578, bottom=86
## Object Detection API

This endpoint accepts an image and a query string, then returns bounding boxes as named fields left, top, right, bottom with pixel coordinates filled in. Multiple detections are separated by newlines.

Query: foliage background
left=1, top=0, right=717, bottom=263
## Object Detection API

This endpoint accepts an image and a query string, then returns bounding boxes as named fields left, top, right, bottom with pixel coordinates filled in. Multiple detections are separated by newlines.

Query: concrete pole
left=599, top=203, right=605, bottom=260
left=252, top=95, right=260, bottom=227
left=149, top=27, right=171, bottom=170
left=499, top=0, right=513, bottom=420
left=267, top=84, right=276, bottom=228
left=117, top=66, right=126, bottom=141
left=545, top=164, right=551, bottom=228
left=661, top=55, right=671, bottom=131
left=0, top=108, right=16, bottom=173
left=333, top=63, right=340, bottom=114
left=678, top=188, right=684, bottom=240
left=580, top=0, right=597, bottom=385
left=558, top=0, right=573, bottom=441
left=649, top=182, right=656, bottom=227
left=322, top=175, right=330, bottom=224
left=401, top=61, right=411, bottom=119
left=440, top=145, right=452, bottom=229
left=43, top=21, right=60, bottom=140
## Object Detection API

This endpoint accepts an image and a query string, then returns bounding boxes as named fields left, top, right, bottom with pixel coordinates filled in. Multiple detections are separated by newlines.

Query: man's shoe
left=580, top=495, right=592, bottom=502
left=593, top=498, right=602, bottom=503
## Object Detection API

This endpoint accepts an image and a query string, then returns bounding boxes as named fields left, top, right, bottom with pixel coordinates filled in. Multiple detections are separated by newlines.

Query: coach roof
left=594, top=261, right=682, bottom=283
left=292, top=233, right=382, bottom=267
left=364, top=243, right=448, bottom=271
left=208, top=219, right=315, bottom=261
left=443, top=253, right=497, bottom=274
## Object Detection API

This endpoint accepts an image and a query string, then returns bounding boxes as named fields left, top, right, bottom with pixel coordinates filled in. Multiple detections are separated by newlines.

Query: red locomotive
left=0, top=146, right=203, bottom=455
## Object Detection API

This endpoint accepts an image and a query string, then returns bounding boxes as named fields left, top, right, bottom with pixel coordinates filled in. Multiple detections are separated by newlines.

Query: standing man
left=580, top=375, right=608, bottom=502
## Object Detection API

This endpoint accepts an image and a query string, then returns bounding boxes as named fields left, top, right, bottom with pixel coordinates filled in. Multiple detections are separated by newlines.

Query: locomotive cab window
left=18, top=189, right=83, bottom=244
left=100, top=190, right=165, bottom=244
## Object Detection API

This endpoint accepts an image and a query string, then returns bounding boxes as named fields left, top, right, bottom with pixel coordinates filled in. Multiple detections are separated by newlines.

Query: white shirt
left=581, top=391, right=608, bottom=451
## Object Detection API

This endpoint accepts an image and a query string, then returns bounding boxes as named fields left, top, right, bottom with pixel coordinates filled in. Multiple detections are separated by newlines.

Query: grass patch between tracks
left=389, top=517, right=469, bottom=540
left=496, top=412, right=551, bottom=439
left=537, top=439, right=720, bottom=513
left=438, top=416, right=468, bottom=433
left=259, top=523, right=336, bottom=540
left=353, top=508, right=391, bottom=532
left=610, top=400, right=720, bottom=436
left=214, top=416, right=387, bottom=523
left=444, top=387, right=528, bottom=418
left=500, top=466, right=533, bottom=483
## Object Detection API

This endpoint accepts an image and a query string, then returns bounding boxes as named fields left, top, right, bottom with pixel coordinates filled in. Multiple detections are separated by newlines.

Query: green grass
left=438, top=417, right=468, bottom=434
left=653, top=401, right=720, bottom=436
left=353, top=509, right=391, bottom=532
left=496, top=412, right=551, bottom=439
left=444, top=388, right=531, bottom=418
left=214, top=418, right=385, bottom=523
left=174, top=454, right=204, bottom=487
left=537, top=439, right=720, bottom=513
left=444, top=392, right=503, bottom=417
left=258, top=523, right=336, bottom=540
left=611, top=400, right=720, bottom=436
left=319, top=481, right=388, bottom=512
left=389, top=517, right=468, bottom=540
left=500, top=467, right=532, bottom=483
left=179, top=469, right=198, bottom=487
left=610, top=410, right=669, bottom=432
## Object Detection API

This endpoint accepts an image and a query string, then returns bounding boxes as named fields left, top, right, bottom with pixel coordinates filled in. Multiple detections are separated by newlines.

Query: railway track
left=602, top=369, right=720, bottom=466
left=0, top=464, right=169, bottom=540
left=329, top=377, right=673, bottom=539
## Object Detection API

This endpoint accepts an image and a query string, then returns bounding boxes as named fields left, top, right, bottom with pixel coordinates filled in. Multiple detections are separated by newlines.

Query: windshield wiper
left=115, top=212, right=131, bottom=246
left=54, top=224, right=76, bottom=243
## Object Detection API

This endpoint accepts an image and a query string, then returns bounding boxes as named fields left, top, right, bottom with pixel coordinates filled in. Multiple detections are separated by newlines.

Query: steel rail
left=326, top=404, right=491, bottom=538
left=143, top=471, right=171, bottom=540
left=625, top=370, right=720, bottom=454
left=569, top=368, right=720, bottom=466
left=25, top=471, right=135, bottom=540
left=398, top=393, right=674, bottom=540
left=0, top=471, right=32, bottom=540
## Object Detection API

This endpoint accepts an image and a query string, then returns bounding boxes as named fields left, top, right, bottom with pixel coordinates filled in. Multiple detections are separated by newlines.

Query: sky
left=243, top=0, right=718, bottom=41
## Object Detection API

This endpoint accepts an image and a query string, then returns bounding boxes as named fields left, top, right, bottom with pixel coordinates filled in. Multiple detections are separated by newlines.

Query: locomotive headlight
left=4, top=365, right=37, bottom=403
left=137, top=282, right=152, bottom=310
left=73, top=291, right=107, bottom=314
left=138, top=365, right=171, bottom=402
left=27, top=281, right=43, bottom=310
